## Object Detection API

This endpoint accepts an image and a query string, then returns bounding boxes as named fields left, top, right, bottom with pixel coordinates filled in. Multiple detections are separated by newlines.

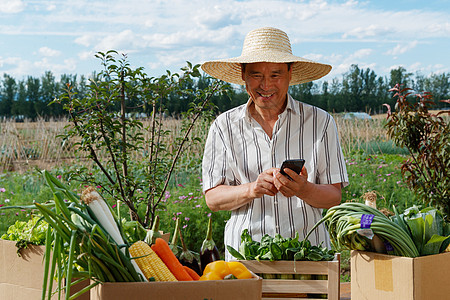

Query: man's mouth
left=258, top=92, right=274, bottom=98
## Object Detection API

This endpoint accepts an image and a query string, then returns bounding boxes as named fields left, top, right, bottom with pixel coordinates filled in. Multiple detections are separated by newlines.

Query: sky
left=1, top=0, right=449, bottom=82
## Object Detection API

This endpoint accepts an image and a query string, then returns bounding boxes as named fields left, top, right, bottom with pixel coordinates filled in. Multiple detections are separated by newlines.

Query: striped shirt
left=202, top=94, right=349, bottom=260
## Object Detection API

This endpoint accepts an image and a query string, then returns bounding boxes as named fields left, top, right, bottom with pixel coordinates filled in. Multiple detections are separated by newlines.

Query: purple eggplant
left=178, top=227, right=202, bottom=276
left=200, top=217, right=221, bottom=272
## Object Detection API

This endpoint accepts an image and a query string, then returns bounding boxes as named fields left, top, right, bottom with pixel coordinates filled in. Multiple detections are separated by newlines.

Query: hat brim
left=201, top=53, right=332, bottom=86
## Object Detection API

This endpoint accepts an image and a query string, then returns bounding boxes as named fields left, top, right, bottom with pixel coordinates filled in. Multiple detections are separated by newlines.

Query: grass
left=343, top=152, right=417, bottom=209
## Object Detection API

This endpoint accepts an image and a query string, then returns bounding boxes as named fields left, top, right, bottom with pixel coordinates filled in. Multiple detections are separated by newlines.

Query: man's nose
left=260, top=76, right=272, bottom=89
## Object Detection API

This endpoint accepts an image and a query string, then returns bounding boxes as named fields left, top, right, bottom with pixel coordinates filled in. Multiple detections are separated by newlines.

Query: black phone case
left=280, top=159, right=305, bottom=178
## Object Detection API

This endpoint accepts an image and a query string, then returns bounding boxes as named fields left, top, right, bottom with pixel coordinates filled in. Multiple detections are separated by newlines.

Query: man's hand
left=274, top=166, right=309, bottom=198
left=204, top=168, right=279, bottom=211
left=249, top=168, right=279, bottom=198
left=273, top=166, right=342, bottom=209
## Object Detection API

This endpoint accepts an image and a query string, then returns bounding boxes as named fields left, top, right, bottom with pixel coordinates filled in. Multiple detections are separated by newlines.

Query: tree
left=0, top=74, right=17, bottom=117
left=11, top=80, right=29, bottom=118
left=26, top=76, right=41, bottom=119
left=359, top=68, right=378, bottom=113
left=341, top=64, right=363, bottom=112
left=41, top=71, right=62, bottom=117
left=429, top=73, right=449, bottom=105
left=327, top=78, right=343, bottom=112
left=55, top=51, right=229, bottom=228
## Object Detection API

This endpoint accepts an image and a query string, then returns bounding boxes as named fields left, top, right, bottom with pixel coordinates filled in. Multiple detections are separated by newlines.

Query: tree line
left=0, top=64, right=449, bottom=120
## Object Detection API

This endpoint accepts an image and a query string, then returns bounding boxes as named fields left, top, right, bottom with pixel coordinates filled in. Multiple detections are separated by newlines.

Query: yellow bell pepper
left=199, top=272, right=223, bottom=281
left=199, top=260, right=253, bottom=280
left=227, top=261, right=253, bottom=279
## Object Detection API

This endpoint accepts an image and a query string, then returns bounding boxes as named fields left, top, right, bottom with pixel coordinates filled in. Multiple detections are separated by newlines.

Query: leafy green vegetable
left=227, top=229, right=335, bottom=262
left=1, top=216, right=49, bottom=245
left=393, top=205, right=450, bottom=256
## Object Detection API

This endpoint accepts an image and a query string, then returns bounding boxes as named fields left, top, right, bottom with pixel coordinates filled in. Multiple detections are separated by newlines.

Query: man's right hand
left=204, top=168, right=278, bottom=212
left=249, top=167, right=278, bottom=198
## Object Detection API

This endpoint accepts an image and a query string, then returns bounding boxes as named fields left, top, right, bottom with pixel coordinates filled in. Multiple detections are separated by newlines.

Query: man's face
left=242, top=62, right=292, bottom=112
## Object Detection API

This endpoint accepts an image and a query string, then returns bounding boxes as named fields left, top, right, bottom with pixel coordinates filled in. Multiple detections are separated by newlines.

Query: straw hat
left=201, top=27, right=332, bottom=86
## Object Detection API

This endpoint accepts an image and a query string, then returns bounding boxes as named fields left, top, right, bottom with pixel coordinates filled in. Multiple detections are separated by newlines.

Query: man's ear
left=241, top=65, right=246, bottom=81
left=288, top=65, right=293, bottom=82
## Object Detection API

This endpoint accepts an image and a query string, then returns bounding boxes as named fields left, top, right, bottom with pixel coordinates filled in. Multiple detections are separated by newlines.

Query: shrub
left=384, top=85, right=450, bottom=220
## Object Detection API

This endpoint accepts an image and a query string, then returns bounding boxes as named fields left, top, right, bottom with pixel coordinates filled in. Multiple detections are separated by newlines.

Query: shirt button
left=274, top=201, right=278, bottom=205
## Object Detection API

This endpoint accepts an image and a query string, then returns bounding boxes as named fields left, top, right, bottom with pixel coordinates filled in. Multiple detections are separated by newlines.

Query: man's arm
left=205, top=168, right=279, bottom=212
left=273, top=167, right=342, bottom=209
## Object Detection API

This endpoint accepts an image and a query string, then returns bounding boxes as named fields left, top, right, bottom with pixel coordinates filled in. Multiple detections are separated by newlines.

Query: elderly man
left=201, top=27, right=348, bottom=260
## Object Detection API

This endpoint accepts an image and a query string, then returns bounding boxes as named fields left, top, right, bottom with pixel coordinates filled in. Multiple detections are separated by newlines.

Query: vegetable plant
left=227, top=229, right=335, bottom=262
left=54, top=50, right=229, bottom=229
left=36, top=170, right=145, bottom=299
left=307, top=202, right=419, bottom=257
left=392, top=205, right=450, bottom=256
left=384, top=85, right=450, bottom=220
left=0, top=216, right=48, bottom=254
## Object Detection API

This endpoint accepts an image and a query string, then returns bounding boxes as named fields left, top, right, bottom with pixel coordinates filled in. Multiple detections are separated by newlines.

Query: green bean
left=65, top=230, right=77, bottom=300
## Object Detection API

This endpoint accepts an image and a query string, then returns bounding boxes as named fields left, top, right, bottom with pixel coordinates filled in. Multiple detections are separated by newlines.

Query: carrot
left=151, top=238, right=193, bottom=281
left=183, top=265, right=201, bottom=280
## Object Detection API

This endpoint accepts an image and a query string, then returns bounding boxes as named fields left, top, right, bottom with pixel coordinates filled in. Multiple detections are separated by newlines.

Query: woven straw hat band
left=201, top=27, right=332, bottom=85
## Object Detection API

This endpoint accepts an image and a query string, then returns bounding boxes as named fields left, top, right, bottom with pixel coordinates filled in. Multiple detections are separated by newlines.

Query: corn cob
left=129, top=241, right=178, bottom=281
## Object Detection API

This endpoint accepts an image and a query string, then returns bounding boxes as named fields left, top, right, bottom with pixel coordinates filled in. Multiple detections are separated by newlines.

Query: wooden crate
left=239, top=254, right=340, bottom=300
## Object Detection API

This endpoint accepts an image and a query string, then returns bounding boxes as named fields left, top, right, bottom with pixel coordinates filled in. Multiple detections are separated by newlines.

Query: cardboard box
left=0, top=239, right=89, bottom=300
left=90, top=276, right=262, bottom=300
left=351, top=250, right=450, bottom=300
left=239, top=254, right=340, bottom=300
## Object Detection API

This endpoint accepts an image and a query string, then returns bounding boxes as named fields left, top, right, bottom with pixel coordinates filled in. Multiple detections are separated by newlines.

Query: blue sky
left=1, top=0, right=449, bottom=82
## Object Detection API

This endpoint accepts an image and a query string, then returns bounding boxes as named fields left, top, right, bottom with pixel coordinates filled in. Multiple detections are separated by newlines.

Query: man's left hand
left=273, top=166, right=310, bottom=198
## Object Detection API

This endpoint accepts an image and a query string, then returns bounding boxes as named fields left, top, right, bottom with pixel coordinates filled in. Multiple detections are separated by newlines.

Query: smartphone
left=280, top=159, right=305, bottom=180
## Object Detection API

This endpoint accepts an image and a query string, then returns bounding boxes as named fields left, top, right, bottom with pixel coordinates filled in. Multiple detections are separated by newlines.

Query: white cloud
left=46, top=4, right=56, bottom=11
left=33, top=57, right=78, bottom=75
left=39, top=47, right=61, bottom=57
left=78, top=51, right=95, bottom=61
left=342, top=25, right=392, bottom=39
left=2, top=0, right=450, bottom=79
left=95, top=30, right=143, bottom=52
left=385, top=41, right=418, bottom=57
left=352, top=48, right=373, bottom=59
left=325, top=48, right=374, bottom=77
left=194, top=5, right=242, bottom=30
left=303, top=53, right=325, bottom=62
left=75, top=34, right=97, bottom=47
left=408, top=62, right=449, bottom=75
left=0, top=0, right=25, bottom=13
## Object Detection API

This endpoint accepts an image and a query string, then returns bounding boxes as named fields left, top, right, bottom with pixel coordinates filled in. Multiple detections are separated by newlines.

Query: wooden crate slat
left=263, top=279, right=328, bottom=294
left=326, top=255, right=340, bottom=300
left=240, top=260, right=331, bottom=274
left=237, top=254, right=340, bottom=300
left=262, top=298, right=328, bottom=300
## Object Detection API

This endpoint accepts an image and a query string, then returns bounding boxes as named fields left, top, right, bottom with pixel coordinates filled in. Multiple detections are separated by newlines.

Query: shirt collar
left=241, top=93, right=299, bottom=122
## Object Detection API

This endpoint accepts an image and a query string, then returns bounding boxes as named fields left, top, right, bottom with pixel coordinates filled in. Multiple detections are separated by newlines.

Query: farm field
left=0, top=115, right=428, bottom=282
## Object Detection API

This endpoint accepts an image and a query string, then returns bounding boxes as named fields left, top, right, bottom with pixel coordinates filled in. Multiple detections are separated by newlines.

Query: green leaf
left=422, top=234, right=449, bottom=256
left=269, top=242, right=283, bottom=261
left=405, top=214, right=425, bottom=254
left=226, top=245, right=245, bottom=260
